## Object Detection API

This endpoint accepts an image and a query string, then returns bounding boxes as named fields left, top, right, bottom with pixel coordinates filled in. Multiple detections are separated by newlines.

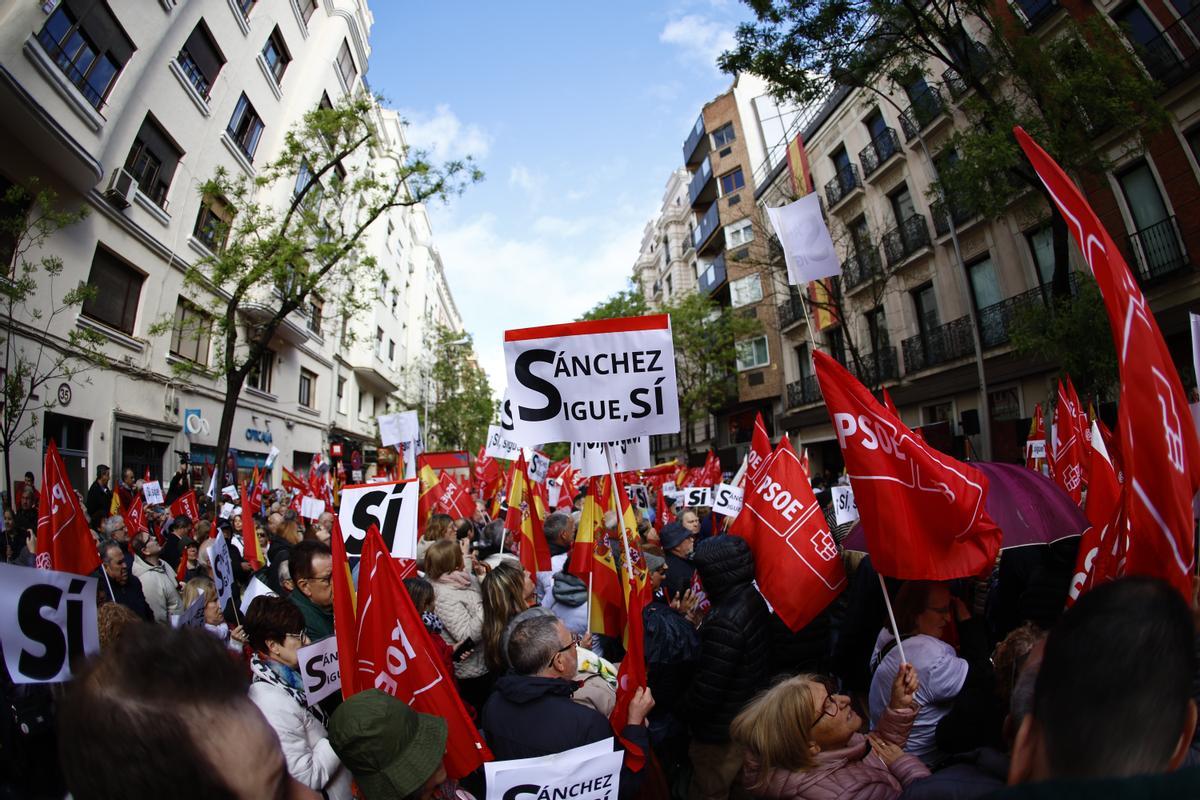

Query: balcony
left=787, top=375, right=823, bottom=408
left=843, top=246, right=885, bottom=291
left=1128, top=216, right=1189, bottom=282
left=36, top=30, right=111, bottom=111
left=825, top=162, right=863, bottom=209
left=848, top=347, right=900, bottom=386
left=882, top=214, right=931, bottom=267
left=693, top=203, right=722, bottom=254
left=688, top=157, right=716, bottom=208
left=176, top=50, right=211, bottom=101
left=1011, top=0, right=1060, bottom=30
left=683, top=114, right=710, bottom=167
left=942, top=43, right=994, bottom=100
left=859, top=128, right=902, bottom=179
left=930, top=198, right=977, bottom=237
left=899, top=86, right=946, bottom=142
left=902, top=316, right=976, bottom=373
left=698, top=252, right=727, bottom=295
left=1134, top=8, right=1200, bottom=90
left=778, top=287, right=807, bottom=331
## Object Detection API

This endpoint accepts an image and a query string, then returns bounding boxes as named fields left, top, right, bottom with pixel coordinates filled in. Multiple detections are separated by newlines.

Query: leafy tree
left=1011, top=281, right=1117, bottom=404
left=578, top=280, right=648, bottom=321
left=156, top=93, right=482, bottom=484
left=0, top=180, right=104, bottom=495
left=426, top=325, right=493, bottom=452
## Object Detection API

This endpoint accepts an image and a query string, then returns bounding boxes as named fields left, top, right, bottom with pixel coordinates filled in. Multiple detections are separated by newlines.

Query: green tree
left=1011, top=281, right=1117, bottom=404
left=156, top=93, right=482, bottom=483
left=578, top=280, right=648, bottom=321
left=0, top=179, right=104, bottom=495
left=426, top=325, right=494, bottom=452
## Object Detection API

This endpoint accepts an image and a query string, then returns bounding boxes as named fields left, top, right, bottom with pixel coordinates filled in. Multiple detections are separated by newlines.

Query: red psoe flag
left=473, top=446, right=501, bottom=502
left=1025, top=403, right=1048, bottom=473
left=1050, top=380, right=1085, bottom=505
left=1015, top=126, right=1200, bottom=598
left=168, top=490, right=200, bottom=523
left=813, top=350, right=1001, bottom=580
left=36, top=440, right=101, bottom=575
left=747, top=412, right=772, bottom=487
left=123, top=494, right=147, bottom=535
left=434, top=472, right=475, bottom=520
left=732, top=437, right=846, bottom=631
left=700, top=449, right=722, bottom=487
left=609, top=573, right=649, bottom=772
left=556, top=467, right=579, bottom=512
left=330, top=518, right=358, bottom=700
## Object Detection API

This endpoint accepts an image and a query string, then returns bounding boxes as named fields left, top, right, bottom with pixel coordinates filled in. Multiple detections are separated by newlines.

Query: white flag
left=765, top=193, right=840, bottom=286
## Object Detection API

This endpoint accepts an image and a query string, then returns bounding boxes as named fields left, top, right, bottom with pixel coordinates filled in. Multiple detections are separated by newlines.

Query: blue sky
left=368, top=1, right=753, bottom=391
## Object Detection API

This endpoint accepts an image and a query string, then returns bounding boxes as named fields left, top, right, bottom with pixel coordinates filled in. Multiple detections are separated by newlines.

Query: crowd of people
left=3, top=459, right=1200, bottom=800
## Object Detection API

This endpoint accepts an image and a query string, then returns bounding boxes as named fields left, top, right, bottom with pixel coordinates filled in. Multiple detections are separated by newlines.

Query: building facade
left=0, top=0, right=463, bottom=497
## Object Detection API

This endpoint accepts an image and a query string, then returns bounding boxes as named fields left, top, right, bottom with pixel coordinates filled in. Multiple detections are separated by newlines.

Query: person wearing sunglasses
left=244, top=595, right=352, bottom=800
left=730, top=664, right=928, bottom=799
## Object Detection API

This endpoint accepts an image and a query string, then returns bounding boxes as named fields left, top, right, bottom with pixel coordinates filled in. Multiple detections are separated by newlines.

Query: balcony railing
left=848, top=347, right=899, bottom=386
left=930, top=198, right=977, bottom=237
left=902, top=316, right=976, bottom=373
left=177, top=50, right=211, bottom=100
left=693, top=203, right=721, bottom=252
left=1128, top=215, right=1188, bottom=282
left=942, top=42, right=994, bottom=100
left=882, top=214, right=931, bottom=266
left=859, top=128, right=901, bottom=178
left=1011, top=0, right=1059, bottom=29
left=825, top=162, right=862, bottom=207
left=899, top=86, right=946, bottom=142
left=683, top=113, right=709, bottom=166
left=698, top=251, right=727, bottom=294
left=688, top=157, right=714, bottom=207
left=1133, top=7, right=1200, bottom=90
left=36, top=31, right=109, bottom=110
left=843, top=246, right=885, bottom=291
left=787, top=375, right=823, bottom=408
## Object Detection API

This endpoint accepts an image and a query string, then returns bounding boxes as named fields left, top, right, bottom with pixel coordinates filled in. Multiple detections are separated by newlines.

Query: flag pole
left=604, top=444, right=636, bottom=585
left=878, top=573, right=907, bottom=665
left=100, top=564, right=116, bottom=603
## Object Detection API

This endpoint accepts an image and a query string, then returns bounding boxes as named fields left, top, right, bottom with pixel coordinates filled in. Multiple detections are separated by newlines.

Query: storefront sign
left=245, top=427, right=273, bottom=445
left=184, top=409, right=210, bottom=436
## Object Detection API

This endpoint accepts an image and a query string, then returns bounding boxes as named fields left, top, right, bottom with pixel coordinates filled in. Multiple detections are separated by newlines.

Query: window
left=865, top=110, right=888, bottom=142
left=261, top=27, right=291, bottom=83
left=0, top=177, right=32, bottom=271
left=665, top=275, right=673, bottom=298
left=388, top=339, right=395, bottom=361
left=177, top=21, right=224, bottom=101
left=719, top=168, right=745, bottom=196
left=247, top=349, right=274, bottom=393
left=796, top=344, right=813, bottom=378
left=1026, top=225, right=1055, bottom=286
left=298, top=368, right=316, bottom=408
left=827, top=327, right=846, bottom=365
left=1117, top=159, right=1182, bottom=277
left=294, top=159, right=315, bottom=198
left=967, top=255, right=1002, bottom=311
left=307, top=295, right=323, bottom=333
left=336, top=40, right=357, bottom=88
left=170, top=299, right=212, bottom=365
left=237, top=0, right=257, bottom=17
left=912, top=283, right=940, bottom=335
left=124, top=115, right=182, bottom=210
left=194, top=195, right=233, bottom=252
left=726, top=219, right=754, bottom=248
left=337, top=377, right=346, bottom=412
left=865, top=307, right=889, bottom=352
left=889, top=184, right=916, bottom=224
left=391, top=288, right=399, bottom=313
left=227, top=94, right=264, bottom=161
left=375, top=326, right=384, bottom=357
left=81, top=247, right=143, bottom=335
left=36, top=1, right=134, bottom=110
left=712, top=122, right=736, bottom=148
left=730, top=274, right=763, bottom=308
left=735, top=336, right=769, bottom=371
left=1188, top=127, right=1200, bottom=163
left=298, top=0, right=318, bottom=24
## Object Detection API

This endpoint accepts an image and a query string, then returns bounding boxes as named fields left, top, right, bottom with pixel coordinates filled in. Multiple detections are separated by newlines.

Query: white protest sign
left=300, top=496, right=326, bottom=519
left=832, top=485, right=860, bottom=525
left=142, top=480, right=165, bottom=505
left=570, top=437, right=653, bottom=478
left=219, top=502, right=235, bottom=519
left=298, top=636, right=341, bottom=706
left=484, top=739, right=622, bottom=800
left=266, top=446, right=280, bottom=468
left=222, top=485, right=239, bottom=501
left=240, top=575, right=276, bottom=614
left=679, top=487, right=712, bottom=508
left=337, top=480, right=418, bottom=562
left=625, top=483, right=649, bottom=510
left=662, top=480, right=677, bottom=496
left=528, top=450, right=551, bottom=484
left=1026, top=439, right=1047, bottom=460
left=547, top=478, right=562, bottom=508
left=485, top=424, right=522, bottom=461
left=765, top=193, right=841, bottom=286
left=209, top=531, right=235, bottom=613
left=0, top=563, right=98, bottom=684
left=378, top=413, right=403, bottom=447
left=503, top=314, right=679, bottom=445
left=172, top=591, right=207, bottom=628
left=712, top=483, right=744, bottom=517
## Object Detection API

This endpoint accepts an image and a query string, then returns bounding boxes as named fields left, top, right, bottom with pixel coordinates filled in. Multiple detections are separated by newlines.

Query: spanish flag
left=505, top=452, right=552, bottom=575
left=572, top=478, right=627, bottom=641
left=240, top=483, right=263, bottom=571
left=415, top=456, right=441, bottom=535
left=331, top=517, right=358, bottom=699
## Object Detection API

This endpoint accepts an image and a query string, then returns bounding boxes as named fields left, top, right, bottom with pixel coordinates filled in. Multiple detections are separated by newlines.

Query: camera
left=175, top=450, right=191, bottom=465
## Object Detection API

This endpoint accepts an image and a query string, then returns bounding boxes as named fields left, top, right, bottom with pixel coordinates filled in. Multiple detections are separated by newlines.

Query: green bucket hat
left=327, top=689, right=448, bottom=799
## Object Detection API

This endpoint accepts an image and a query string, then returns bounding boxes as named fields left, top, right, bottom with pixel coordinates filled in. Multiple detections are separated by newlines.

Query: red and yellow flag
left=505, top=453, right=552, bottom=575
left=240, top=483, right=263, bottom=571
left=331, top=517, right=358, bottom=700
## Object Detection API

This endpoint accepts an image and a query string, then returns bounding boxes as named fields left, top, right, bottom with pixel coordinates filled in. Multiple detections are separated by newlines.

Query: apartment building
left=754, top=0, right=1199, bottom=477
left=0, top=0, right=462, bottom=494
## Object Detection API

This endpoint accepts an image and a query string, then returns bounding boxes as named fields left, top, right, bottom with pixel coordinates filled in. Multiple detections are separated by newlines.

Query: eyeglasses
left=284, top=632, right=308, bottom=644
left=810, top=677, right=841, bottom=727
left=547, top=632, right=582, bottom=669
left=305, top=574, right=333, bottom=585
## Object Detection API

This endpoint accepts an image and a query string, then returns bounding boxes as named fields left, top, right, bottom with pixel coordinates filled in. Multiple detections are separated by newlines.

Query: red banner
left=36, top=441, right=101, bottom=575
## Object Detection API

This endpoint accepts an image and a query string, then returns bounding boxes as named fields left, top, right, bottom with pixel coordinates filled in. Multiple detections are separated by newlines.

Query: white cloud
left=399, top=104, right=491, bottom=162
left=659, top=14, right=735, bottom=70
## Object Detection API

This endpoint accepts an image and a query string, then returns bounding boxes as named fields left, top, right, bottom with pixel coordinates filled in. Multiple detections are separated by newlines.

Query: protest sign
left=337, top=480, right=418, bottom=561
left=712, top=483, right=744, bottom=517
left=679, top=486, right=712, bottom=508
left=222, top=485, right=239, bottom=501
left=142, top=480, right=164, bottom=505
left=378, top=411, right=420, bottom=448
left=503, top=314, right=679, bottom=444
left=484, top=424, right=522, bottom=461
left=300, top=496, right=326, bottom=519
left=547, top=477, right=561, bottom=508
left=832, top=485, right=860, bottom=525
left=219, top=502, right=235, bottom=519
left=240, top=575, right=276, bottom=614
left=298, top=636, right=341, bottom=706
left=266, top=446, right=280, bottom=468
left=1026, top=439, right=1047, bottom=461
left=172, top=592, right=206, bottom=629
left=625, top=483, right=649, bottom=510
left=570, top=437, right=652, bottom=478
left=484, top=739, right=623, bottom=800
left=209, top=531, right=235, bottom=613
left=527, top=450, right=550, bottom=484
left=0, top=563, right=98, bottom=684
left=765, top=193, right=841, bottom=286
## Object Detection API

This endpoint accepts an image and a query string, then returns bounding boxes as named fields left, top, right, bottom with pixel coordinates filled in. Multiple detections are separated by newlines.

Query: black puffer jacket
left=684, top=536, right=772, bottom=743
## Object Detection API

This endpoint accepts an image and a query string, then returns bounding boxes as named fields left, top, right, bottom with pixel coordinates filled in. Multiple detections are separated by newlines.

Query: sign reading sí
left=503, top=315, right=679, bottom=445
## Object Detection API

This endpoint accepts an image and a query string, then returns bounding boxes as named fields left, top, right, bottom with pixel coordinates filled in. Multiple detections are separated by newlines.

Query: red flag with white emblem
left=35, top=441, right=101, bottom=575
left=747, top=412, right=772, bottom=487
left=1050, top=380, right=1086, bottom=505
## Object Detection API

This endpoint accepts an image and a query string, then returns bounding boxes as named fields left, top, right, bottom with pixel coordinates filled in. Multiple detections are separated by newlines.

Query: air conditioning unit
left=104, top=168, right=136, bottom=209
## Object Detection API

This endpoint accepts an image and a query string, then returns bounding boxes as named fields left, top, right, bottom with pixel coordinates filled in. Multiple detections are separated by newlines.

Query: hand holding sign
left=832, top=485, right=860, bottom=525
left=142, top=480, right=164, bottom=505
left=298, top=637, right=341, bottom=706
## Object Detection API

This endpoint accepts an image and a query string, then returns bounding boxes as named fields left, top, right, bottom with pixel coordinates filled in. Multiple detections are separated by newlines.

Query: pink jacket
left=742, top=707, right=930, bottom=800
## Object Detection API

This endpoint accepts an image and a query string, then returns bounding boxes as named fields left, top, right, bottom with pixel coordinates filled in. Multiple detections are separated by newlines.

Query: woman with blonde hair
left=481, top=560, right=536, bottom=672
left=425, top=538, right=491, bottom=708
left=182, top=577, right=246, bottom=653
left=730, top=665, right=928, bottom=799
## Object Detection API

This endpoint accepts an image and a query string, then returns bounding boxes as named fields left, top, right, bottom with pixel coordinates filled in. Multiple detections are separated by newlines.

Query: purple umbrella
left=841, top=461, right=1087, bottom=553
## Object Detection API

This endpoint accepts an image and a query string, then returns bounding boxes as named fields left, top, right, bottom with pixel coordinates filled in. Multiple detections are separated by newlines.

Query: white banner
left=298, top=636, right=341, bottom=706
left=378, top=410, right=420, bottom=448
left=765, top=193, right=841, bottom=286
left=142, top=480, right=164, bottom=505
left=570, top=437, right=652, bottom=479
left=679, top=487, right=712, bottom=508
left=209, top=530, right=235, bottom=613
left=0, top=563, right=99, bottom=684
left=712, top=483, right=744, bottom=517
left=300, top=496, right=326, bottom=519
left=171, top=592, right=207, bottom=629
left=484, top=739, right=622, bottom=800
left=337, top=480, right=419, bottom=562
left=832, top=485, right=860, bottom=525
left=503, top=315, right=679, bottom=444
left=240, top=575, right=276, bottom=614
left=485, top=424, right=522, bottom=461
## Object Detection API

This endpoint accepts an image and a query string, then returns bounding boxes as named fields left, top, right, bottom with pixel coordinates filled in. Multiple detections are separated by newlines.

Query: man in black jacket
left=685, top=535, right=772, bottom=800
left=94, top=540, right=152, bottom=621
left=659, top=521, right=696, bottom=602
left=85, top=465, right=112, bottom=522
